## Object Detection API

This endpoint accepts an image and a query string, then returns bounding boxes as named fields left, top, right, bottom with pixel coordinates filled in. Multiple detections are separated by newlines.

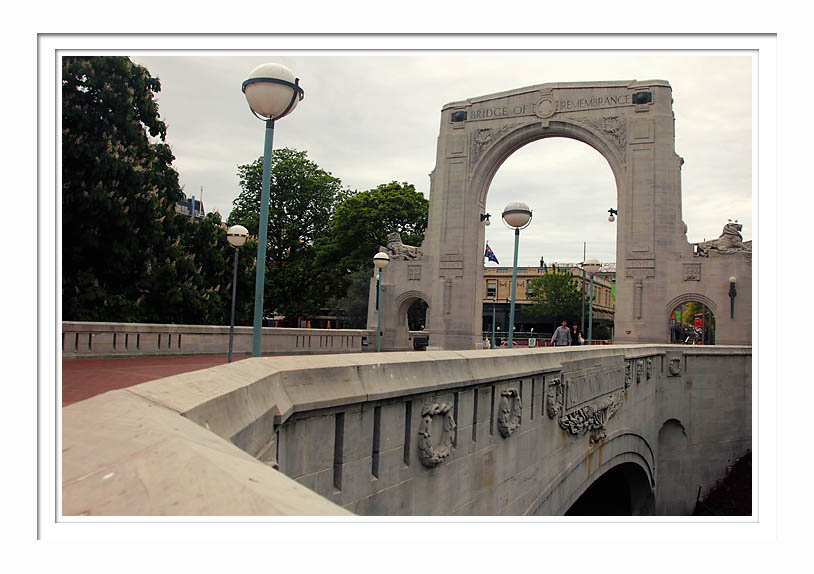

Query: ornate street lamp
left=226, top=225, right=249, bottom=363
left=502, top=201, right=533, bottom=349
left=582, top=258, right=601, bottom=344
left=608, top=208, right=618, bottom=222
left=729, top=276, right=737, bottom=319
left=373, top=252, right=390, bottom=352
left=242, top=63, right=304, bottom=357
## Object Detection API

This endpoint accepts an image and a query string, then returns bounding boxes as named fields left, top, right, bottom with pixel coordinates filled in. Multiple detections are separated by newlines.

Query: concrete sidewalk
left=61, top=354, right=254, bottom=407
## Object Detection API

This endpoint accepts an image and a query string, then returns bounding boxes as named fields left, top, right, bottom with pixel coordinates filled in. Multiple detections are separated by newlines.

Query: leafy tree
left=227, top=149, right=349, bottom=318
left=525, top=266, right=583, bottom=324
left=316, top=181, right=428, bottom=276
left=62, top=56, right=187, bottom=322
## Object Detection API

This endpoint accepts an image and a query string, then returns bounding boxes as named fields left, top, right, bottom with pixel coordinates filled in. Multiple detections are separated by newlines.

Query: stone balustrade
left=61, top=321, right=373, bottom=358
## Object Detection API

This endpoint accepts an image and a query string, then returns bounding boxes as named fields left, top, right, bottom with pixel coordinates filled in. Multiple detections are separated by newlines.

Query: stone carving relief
left=624, top=361, right=632, bottom=389
left=646, top=357, right=653, bottom=380
left=668, top=357, right=682, bottom=377
left=695, top=221, right=752, bottom=257
left=636, top=360, right=643, bottom=384
left=497, top=388, right=522, bottom=438
left=546, top=377, right=563, bottom=419
left=470, top=123, right=519, bottom=165
left=683, top=263, right=701, bottom=281
left=417, top=402, right=456, bottom=468
left=381, top=232, right=422, bottom=260
left=572, top=115, right=627, bottom=157
left=558, top=391, right=624, bottom=445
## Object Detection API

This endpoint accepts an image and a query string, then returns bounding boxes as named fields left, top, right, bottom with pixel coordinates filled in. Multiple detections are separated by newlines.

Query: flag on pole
left=484, top=243, right=499, bottom=264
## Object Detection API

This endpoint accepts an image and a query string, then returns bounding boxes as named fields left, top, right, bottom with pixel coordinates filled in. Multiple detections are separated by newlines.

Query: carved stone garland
left=417, top=402, right=456, bottom=468
left=497, top=388, right=522, bottom=438
left=636, top=360, right=644, bottom=384
left=624, top=362, right=632, bottom=389
left=547, top=375, right=625, bottom=445
left=646, top=357, right=653, bottom=380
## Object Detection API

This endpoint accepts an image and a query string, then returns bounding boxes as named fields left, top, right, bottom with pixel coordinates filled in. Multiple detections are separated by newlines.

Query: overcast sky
left=129, top=52, right=752, bottom=267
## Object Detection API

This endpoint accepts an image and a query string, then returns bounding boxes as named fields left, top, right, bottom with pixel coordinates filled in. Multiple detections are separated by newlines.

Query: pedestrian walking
left=551, top=320, right=571, bottom=346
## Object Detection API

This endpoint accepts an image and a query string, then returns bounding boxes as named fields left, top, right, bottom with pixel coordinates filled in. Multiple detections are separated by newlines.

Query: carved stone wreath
left=417, top=402, right=456, bottom=468
left=497, top=388, right=522, bottom=438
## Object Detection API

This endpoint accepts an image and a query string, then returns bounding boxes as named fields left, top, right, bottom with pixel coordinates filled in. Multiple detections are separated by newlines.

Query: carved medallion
left=646, top=357, right=653, bottom=380
left=417, top=402, right=456, bottom=468
left=669, top=357, right=681, bottom=377
left=497, top=388, right=522, bottom=438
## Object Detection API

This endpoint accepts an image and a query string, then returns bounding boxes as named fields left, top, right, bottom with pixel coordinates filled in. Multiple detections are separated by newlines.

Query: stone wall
left=62, top=321, right=372, bottom=358
left=62, top=345, right=751, bottom=516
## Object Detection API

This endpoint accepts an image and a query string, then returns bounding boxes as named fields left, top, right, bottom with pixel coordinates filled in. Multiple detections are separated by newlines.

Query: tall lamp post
left=502, top=201, right=533, bottom=349
left=226, top=225, right=249, bottom=363
left=491, top=295, right=497, bottom=349
left=582, top=258, right=601, bottom=344
left=728, top=276, right=737, bottom=319
left=242, top=63, right=304, bottom=357
left=373, top=252, right=390, bottom=352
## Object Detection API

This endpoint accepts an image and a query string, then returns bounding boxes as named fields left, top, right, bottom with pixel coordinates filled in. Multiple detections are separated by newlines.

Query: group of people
left=551, top=320, right=585, bottom=346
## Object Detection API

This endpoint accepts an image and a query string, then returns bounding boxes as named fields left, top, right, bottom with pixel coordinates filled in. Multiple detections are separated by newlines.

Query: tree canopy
left=227, top=149, right=349, bottom=320
left=316, top=181, right=428, bottom=274
left=62, top=56, right=187, bottom=321
left=62, top=56, right=256, bottom=325
left=525, top=266, right=584, bottom=324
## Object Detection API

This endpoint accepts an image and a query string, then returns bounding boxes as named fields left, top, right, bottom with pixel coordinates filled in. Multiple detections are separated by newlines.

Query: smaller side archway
left=666, top=294, right=717, bottom=345
left=393, top=290, right=431, bottom=351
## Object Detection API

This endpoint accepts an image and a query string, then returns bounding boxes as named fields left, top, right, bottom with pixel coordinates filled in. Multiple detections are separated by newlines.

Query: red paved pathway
left=62, top=354, right=255, bottom=407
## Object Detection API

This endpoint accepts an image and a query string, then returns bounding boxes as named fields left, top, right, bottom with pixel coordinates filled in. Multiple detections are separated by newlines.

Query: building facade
left=482, top=263, right=615, bottom=338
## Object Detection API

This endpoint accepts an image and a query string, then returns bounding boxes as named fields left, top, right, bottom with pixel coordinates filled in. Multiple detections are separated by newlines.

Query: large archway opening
left=565, top=462, right=655, bottom=516
left=482, top=136, right=618, bottom=342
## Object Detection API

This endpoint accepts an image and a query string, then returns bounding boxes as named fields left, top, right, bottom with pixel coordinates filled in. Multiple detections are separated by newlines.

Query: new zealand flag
left=484, top=243, right=499, bottom=264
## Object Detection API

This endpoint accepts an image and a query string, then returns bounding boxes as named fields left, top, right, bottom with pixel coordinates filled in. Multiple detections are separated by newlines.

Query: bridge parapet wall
left=62, top=345, right=751, bottom=516
left=61, top=321, right=373, bottom=358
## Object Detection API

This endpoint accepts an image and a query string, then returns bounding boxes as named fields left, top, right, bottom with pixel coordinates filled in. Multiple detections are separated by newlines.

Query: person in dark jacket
left=571, top=324, right=582, bottom=346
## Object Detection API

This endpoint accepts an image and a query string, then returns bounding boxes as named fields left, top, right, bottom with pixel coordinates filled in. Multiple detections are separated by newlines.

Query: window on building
left=486, top=280, right=497, bottom=298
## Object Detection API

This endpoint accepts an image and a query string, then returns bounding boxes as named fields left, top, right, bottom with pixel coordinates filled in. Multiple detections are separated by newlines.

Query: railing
left=62, top=321, right=373, bottom=359
left=481, top=331, right=612, bottom=348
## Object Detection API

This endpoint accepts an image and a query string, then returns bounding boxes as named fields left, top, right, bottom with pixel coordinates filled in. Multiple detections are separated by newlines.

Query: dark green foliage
left=62, top=56, right=255, bottom=325
left=525, top=266, right=584, bottom=324
left=227, top=149, right=349, bottom=318
left=315, top=181, right=428, bottom=277
left=62, top=56, right=185, bottom=321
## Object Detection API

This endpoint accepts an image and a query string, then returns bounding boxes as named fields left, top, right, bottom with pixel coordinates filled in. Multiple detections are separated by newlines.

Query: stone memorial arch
left=369, top=80, right=752, bottom=350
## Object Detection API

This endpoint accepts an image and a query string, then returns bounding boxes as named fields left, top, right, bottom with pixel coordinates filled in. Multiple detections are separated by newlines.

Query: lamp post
left=729, top=276, right=737, bottom=319
left=373, top=252, right=390, bottom=352
left=582, top=258, right=601, bottom=344
left=502, top=201, right=533, bottom=349
left=226, top=225, right=249, bottom=363
left=491, top=295, right=497, bottom=349
left=608, top=208, right=618, bottom=222
left=242, top=62, right=304, bottom=358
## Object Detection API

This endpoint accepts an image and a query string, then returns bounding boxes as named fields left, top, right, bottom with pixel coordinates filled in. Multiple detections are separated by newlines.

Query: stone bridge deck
left=61, top=344, right=751, bottom=516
